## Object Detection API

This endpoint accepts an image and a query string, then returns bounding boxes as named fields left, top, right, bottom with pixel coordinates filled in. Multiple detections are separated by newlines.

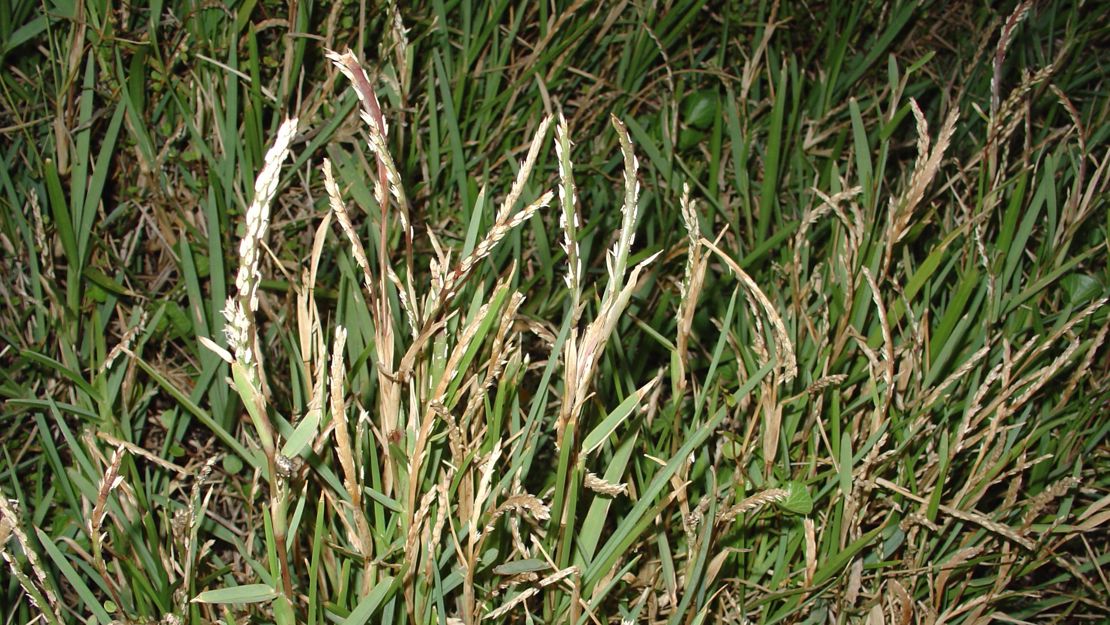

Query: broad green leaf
left=682, top=89, right=719, bottom=129
left=1061, top=273, right=1103, bottom=306
left=493, top=559, right=550, bottom=576
left=778, top=481, right=813, bottom=515
left=192, top=584, right=277, bottom=604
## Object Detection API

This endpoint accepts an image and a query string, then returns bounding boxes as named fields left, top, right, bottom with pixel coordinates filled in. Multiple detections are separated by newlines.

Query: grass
left=1, top=0, right=1108, bottom=623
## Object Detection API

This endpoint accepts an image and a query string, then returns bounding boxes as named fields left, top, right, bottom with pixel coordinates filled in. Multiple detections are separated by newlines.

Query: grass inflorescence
left=1, top=1, right=1108, bottom=623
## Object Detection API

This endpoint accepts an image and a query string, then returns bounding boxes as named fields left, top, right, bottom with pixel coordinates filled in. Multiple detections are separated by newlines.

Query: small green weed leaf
left=778, top=481, right=813, bottom=515
left=1061, top=273, right=1103, bottom=306
left=682, top=90, right=719, bottom=129
left=223, top=454, right=244, bottom=475
left=679, top=128, right=707, bottom=150
left=164, top=302, right=193, bottom=338
left=720, top=435, right=743, bottom=460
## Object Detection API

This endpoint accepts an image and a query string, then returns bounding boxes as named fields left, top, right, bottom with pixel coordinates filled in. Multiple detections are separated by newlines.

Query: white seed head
left=235, top=117, right=297, bottom=313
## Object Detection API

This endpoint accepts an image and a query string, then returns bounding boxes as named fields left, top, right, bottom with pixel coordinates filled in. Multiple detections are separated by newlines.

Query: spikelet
left=606, top=115, right=642, bottom=296
left=584, top=472, right=627, bottom=497
left=554, top=115, right=582, bottom=307
left=483, top=587, right=538, bottom=620
left=222, top=296, right=253, bottom=365
left=386, top=1, right=410, bottom=94
left=861, top=267, right=893, bottom=420
left=922, top=344, right=991, bottom=408
left=470, top=441, right=503, bottom=536
left=329, top=328, right=355, bottom=500
left=804, top=518, right=817, bottom=586
left=235, top=117, right=298, bottom=314
left=991, top=1, right=1034, bottom=117
left=90, top=447, right=127, bottom=538
left=504, top=116, right=553, bottom=222
left=884, top=99, right=959, bottom=277
left=701, top=237, right=797, bottom=382
left=224, top=116, right=298, bottom=366
left=102, top=309, right=147, bottom=372
left=440, top=191, right=553, bottom=303
left=716, top=489, right=789, bottom=526
left=29, top=189, right=53, bottom=280
left=556, top=118, right=661, bottom=447
left=0, top=497, right=60, bottom=618
left=675, top=184, right=706, bottom=396
left=538, top=565, right=578, bottom=588
left=482, top=494, right=551, bottom=537
left=1021, top=477, right=1080, bottom=530
left=324, top=49, right=411, bottom=233
left=323, top=159, right=375, bottom=293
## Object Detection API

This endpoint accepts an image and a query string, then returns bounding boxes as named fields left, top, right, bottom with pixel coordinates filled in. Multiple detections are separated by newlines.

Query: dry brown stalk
left=884, top=100, right=959, bottom=275
left=874, top=477, right=1034, bottom=550
left=556, top=117, right=662, bottom=453
left=329, top=326, right=373, bottom=561
left=700, top=237, right=797, bottom=383
left=862, top=267, right=895, bottom=431
left=483, top=587, right=538, bottom=621
left=716, top=488, right=789, bottom=526
left=324, top=158, right=376, bottom=301
left=675, top=184, right=707, bottom=401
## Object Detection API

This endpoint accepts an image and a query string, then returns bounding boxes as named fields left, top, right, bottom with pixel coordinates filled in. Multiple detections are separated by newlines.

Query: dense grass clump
left=1, top=0, right=1108, bottom=623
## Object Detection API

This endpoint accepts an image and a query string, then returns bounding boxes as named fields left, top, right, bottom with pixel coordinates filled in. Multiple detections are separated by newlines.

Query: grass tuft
left=1, top=1, right=1108, bottom=623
